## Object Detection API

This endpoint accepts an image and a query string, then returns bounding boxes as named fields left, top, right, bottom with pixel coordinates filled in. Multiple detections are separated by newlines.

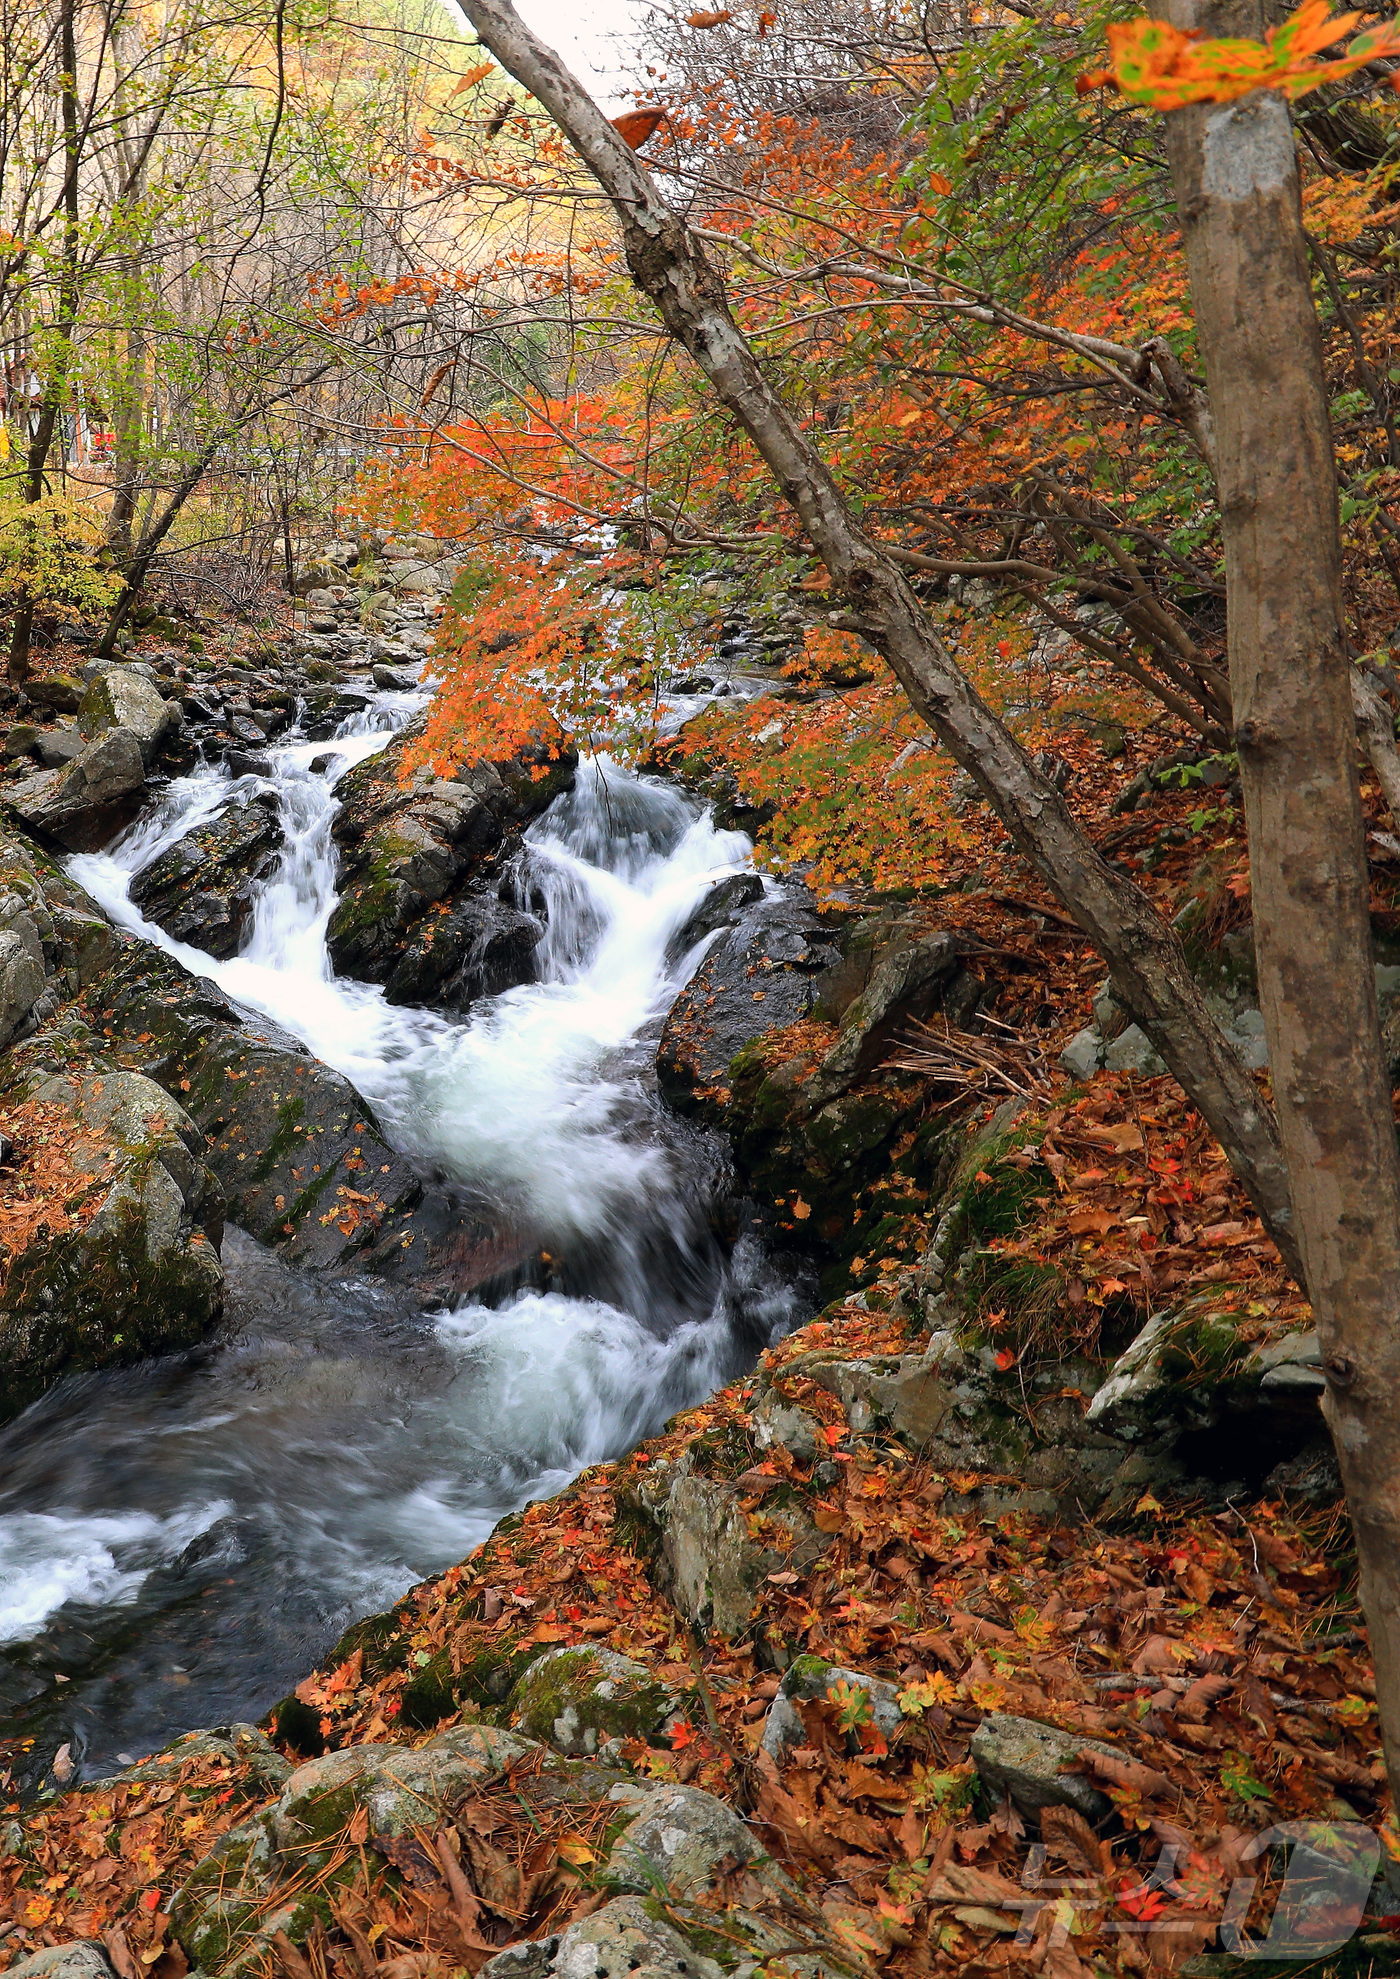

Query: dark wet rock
left=657, top=888, right=842, bottom=1109
left=382, top=889, right=543, bottom=1008
left=83, top=937, right=531, bottom=1298
left=668, top=870, right=765, bottom=962
left=5, top=728, right=147, bottom=852
left=129, top=793, right=284, bottom=959
left=0, top=1067, right=224, bottom=1423
left=327, top=719, right=575, bottom=996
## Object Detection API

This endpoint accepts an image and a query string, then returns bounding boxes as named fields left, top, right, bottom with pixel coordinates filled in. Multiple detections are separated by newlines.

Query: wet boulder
left=83, top=936, right=530, bottom=1298
left=383, top=888, right=543, bottom=1008
left=327, top=719, right=574, bottom=996
left=657, top=888, right=842, bottom=1112
left=507, top=1644, right=681, bottom=1756
left=805, top=931, right=967, bottom=1102
left=0, top=1068, right=225, bottom=1422
left=129, top=792, right=284, bottom=959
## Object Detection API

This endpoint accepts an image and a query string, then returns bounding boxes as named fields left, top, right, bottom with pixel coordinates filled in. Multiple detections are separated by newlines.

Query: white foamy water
left=0, top=682, right=798, bottom=1772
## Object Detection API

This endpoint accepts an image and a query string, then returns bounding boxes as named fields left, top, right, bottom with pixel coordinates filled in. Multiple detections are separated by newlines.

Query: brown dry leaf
left=1039, top=1805, right=1111, bottom=1876
left=1079, top=1750, right=1173, bottom=1798
left=1175, top=1675, right=1233, bottom=1722
left=1132, top=1634, right=1191, bottom=1676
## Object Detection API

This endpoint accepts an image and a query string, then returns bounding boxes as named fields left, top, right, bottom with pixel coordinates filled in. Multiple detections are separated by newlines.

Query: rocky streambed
left=0, top=537, right=1365, bottom=1979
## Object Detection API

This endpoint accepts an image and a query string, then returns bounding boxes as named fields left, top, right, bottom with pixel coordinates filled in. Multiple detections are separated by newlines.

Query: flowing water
left=0, top=686, right=801, bottom=1780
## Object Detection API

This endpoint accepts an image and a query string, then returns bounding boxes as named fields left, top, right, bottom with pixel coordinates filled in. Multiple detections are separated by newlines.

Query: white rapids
left=0, top=685, right=800, bottom=1774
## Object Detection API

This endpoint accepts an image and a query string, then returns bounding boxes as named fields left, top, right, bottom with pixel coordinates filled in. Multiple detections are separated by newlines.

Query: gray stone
left=623, top=1456, right=832, bottom=1637
left=480, top=1941, right=561, bottom=1979
left=750, top=1390, right=821, bottom=1463
left=90, top=1723, right=290, bottom=1793
left=78, top=666, right=178, bottom=764
left=551, top=1897, right=723, bottom=1979
left=508, top=1645, right=679, bottom=1757
left=169, top=1812, right=282, bottom=1977
left=969, top=1713, right=1117, bottom=1821
left=811, top=932, right=963, bottom=1098
left=1103, top=1023, right=1167, bottom=1077
left=670, top=871, right=766, bottom=959
left=2, top=723, right=39, bottom=759
left=1059, top=1026, right=1104, bottom=1080
left=1, top=1949, right=114, bottom=1979
left=761, top=1659, right=903, bottom=1767
left=1085, top=1310, right=1177, bottom=1426
left=5, top=728, right=147, bottom=852
left=371, top=663, right=418, bottom=690
left=34, top=728, right=84, bottom=768
left=607, top=1782, right=788, bottom=1898
left=802, top=1332, right=964, bottom=1446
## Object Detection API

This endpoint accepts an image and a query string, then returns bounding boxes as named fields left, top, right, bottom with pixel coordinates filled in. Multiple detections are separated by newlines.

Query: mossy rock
left=508, top=1645, right=679, bottom=1757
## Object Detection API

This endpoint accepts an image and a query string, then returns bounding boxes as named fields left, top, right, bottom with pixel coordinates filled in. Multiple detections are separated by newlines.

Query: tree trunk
left=457, top=0, right=1303, bottom=1282
left=1156, top=0, right=1400, bottom=1805
left=9, top=0, right=79, bottom=688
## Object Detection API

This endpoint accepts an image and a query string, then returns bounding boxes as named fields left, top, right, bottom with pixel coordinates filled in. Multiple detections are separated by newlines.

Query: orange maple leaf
left=611, top=108, right=668, bottom=150
left=1078, top=0, right=1400, bottom=108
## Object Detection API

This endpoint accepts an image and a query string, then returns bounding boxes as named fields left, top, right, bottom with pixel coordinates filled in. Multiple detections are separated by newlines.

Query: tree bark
left=1156, top=0, right=1400, bottom=1806
left=456, top=0, right=1303, bottom=1282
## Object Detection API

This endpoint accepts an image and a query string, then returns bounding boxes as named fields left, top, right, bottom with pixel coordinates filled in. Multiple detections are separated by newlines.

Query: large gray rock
left=550, top=1898, right=723, bottom=1979
left=129, top=793, right=284, bottom=959
left=0, top=903, right=45, bottom=1044
left=508, top=1645, right=680, bottom=1757
left=78, top=665, right=179, bottom=764
left=969, top=1713, right=1118, bottom=1822
left=0, top=1068, right=224, bottom=1421
left=270, top=1724, right=537, bottom=1857
left=5, top=727, right=147, bottom=852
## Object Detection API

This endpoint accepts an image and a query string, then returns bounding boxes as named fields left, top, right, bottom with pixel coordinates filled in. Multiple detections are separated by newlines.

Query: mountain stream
left=0, top=684, right=801, bottom=1780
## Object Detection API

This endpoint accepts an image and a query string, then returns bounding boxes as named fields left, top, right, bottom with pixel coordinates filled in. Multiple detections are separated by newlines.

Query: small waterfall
left=0, top=688, right=801, bottom=1776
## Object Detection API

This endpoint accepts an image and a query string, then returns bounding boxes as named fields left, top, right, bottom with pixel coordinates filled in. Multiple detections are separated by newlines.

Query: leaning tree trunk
left=456, top=0, right=1303, bottom=1285
left=1156, top=0, right=1400, bottom=1807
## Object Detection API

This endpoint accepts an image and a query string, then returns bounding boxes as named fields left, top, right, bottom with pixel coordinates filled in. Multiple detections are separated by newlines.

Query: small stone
left=1059, top=1026, right=1104, bottom=1081
left=761, top=1657, right=903, bottom=1767
left=1, top=1946, right=116, bottom=1979
left=508, top=1645, right=678, bottom=1757
left=1102, top=1022, right=1166, bottom=1076
left=36, top=728, right=85, bottom=768
left=2, top=723, right=39, bottom=759
left=970, top=1712, right=1117, bottom=1821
